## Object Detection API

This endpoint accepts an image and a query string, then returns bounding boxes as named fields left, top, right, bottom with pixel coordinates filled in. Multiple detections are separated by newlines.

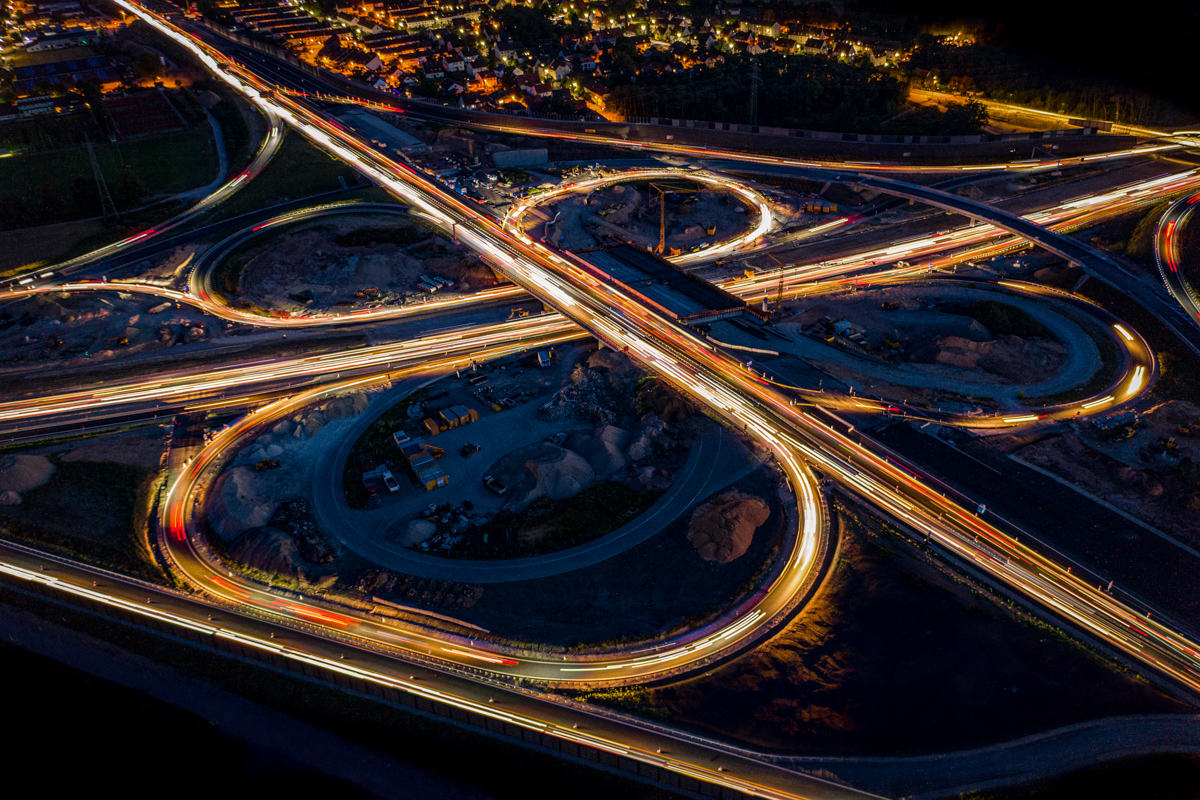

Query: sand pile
left=0, top=454, right=55, bottom=495
left=688, top=490, right=770, bottom=564
left=568, top=425, right=629, bottom=478
left=522, top=445, right=595, bottom=505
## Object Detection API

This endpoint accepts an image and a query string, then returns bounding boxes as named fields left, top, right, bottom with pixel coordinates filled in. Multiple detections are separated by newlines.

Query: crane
left=648, top=181, right=700, bottom=254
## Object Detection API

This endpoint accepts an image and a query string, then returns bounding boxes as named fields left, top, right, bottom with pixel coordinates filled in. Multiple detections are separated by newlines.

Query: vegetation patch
left=193, top=79, right=253, bottom=170
left=206, top=129, right=359, bottom=223
left=621, top=501, right=1184, bottom=756
left=0, top=126, right=218, bottom=229
left=334, top=224, right=429, bottom=248
left=967, top=299, right=1052, bottom=339
left=446, top=470, right=787, bottom=648
left=0, top=459, right=166, bottom=583
left=490, top=482, right=664, bottom=558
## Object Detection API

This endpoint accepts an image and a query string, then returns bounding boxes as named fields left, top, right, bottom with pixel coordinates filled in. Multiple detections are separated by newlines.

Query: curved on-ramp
left=160, top=364, right=832, bottom=687
left=1155, top=190, right=1200, bottom=327
left=7, top=108, right=286, bottom=284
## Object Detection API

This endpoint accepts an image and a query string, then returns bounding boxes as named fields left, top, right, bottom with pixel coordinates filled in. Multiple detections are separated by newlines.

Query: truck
left=483, top=475, right=507, bottom=496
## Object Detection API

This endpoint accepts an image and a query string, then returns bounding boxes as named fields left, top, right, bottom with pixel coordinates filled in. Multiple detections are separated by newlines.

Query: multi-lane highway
left=5, top=164, right=1192, bottom=437
left=0, top=537, right=877, bottom=800
left=101, top=0, right=1200, bottom=704
left=5, top=3, right=1200, bottom=797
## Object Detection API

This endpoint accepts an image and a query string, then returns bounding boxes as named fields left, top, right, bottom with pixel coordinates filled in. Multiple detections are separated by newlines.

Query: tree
left=413, top=78, right=440, bottom=98
left=613, top=35, right=638, bottom=73
left=115, top=168, right=149, bottom=208
left=941, top=99, right=988, bottom=134
left=133, top=51, right=164, bottom=82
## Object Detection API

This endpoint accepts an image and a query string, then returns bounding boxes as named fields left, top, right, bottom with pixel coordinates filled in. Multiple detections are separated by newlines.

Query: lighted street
left=2, top=1, right=1199, bottom=798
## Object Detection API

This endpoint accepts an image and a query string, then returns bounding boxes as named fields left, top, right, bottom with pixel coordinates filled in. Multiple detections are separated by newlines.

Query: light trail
left=505, top=167, right=774, bottom=265
left=7, top=10, right=1200, bottom=799
left=3, top=109, right=285, bottom=284
left=1154, top=190, right=1200, bottom=327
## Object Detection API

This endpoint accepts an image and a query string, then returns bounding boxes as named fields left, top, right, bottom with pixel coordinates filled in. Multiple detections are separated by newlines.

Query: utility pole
left=748, top=56, right=760, bottom=127
left=85, top=136, right=118, bottom=222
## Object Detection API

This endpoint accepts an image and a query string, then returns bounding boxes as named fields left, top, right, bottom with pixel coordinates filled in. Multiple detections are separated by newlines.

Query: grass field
left=0, top=459, right=166, bottom=584
left=207, top=128, right=362, bottom=223
left=620, top=501, right=1185, bottom=756
left=0, top=127, right=218, bottom=213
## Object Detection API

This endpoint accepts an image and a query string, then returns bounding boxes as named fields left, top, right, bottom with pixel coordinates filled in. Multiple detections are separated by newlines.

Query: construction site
left=521, top=179, right=759, bottom=255
left=338, top=343, right=736, bottom=559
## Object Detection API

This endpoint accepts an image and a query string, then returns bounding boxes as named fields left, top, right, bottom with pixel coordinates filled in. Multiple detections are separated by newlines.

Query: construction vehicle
left=705, top=225, right=716, bottom=235
left=355, top=287, right=381, bottom=299
left=1178, top=422, right=1200, bottom=436
left=255, top=458, right=281, bottom=471
left=461, top=442, right=482, bottom=457
left=507, top=307, right=531, bottom=320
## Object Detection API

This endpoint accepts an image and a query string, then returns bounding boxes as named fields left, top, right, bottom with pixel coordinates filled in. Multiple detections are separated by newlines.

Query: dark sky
left=853, top=0, right=1198, bottom=113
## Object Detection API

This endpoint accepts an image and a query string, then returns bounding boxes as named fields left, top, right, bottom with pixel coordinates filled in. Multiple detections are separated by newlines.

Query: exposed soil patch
left=209, top=392, right=374, bottom=542
left=527, top=181, right=756, bottom=253
left=1014, top=400, right=1200, bottom=545
left=339, top=346, right=702, bottom=560
left=232, top=214, right=499, bottom=313
left=0, top=286, right=218, bottom=368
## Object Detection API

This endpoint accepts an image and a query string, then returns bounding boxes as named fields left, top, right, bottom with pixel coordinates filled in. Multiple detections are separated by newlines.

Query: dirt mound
left=627, top=413, right=668, bottom=462
left=538, top=362, right=621, bottom=424
left=688, top=490, right=770, bottom=564
left=924, top=334, right=1065, bottom=382
left=0, top=490, right=21, bottom=506
left=229, top=527, right=307, bottom=580
left=586, top=347, right=642, bottom=386
left=208, top=466, right=277, bottom=540
left=568, top=425, right=629, bottom=478
left=522, top=445, right=595, bottom=506
left=630, top=465, right=673, bottom=492
left=0, top=455, right=55, bottom=494
left=637, top=378, right=693, bottom=423
left=324, top=392, right=370, bottom=419
left=269, top=498, right=334, bottom=563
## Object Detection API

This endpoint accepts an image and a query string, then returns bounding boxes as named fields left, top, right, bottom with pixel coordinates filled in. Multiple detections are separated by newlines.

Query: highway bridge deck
left=579, top=244, right=761, bottom=323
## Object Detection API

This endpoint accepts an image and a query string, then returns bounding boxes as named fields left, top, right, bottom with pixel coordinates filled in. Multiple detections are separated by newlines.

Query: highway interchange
left=3, top=2, right=1200, bottom=797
